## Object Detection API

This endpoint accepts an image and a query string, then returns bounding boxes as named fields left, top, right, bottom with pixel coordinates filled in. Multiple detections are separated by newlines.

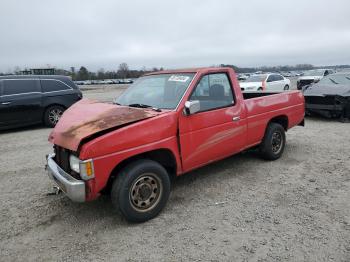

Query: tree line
left=70, top=63, right=166, bottom=81
left=2, top=63, right=349, bottom=79
left=0, top=63, right=164, bottom=80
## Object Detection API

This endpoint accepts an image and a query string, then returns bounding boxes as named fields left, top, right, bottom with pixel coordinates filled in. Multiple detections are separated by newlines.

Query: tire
left=297, top=82, right=301, bottom=90
left=258, top=87, right=263, bottom=91
left=305, top=109, right=312, bottom=116
left=259, top=123, right=286, bottom=160
left=111, top=159, right=171, bottom=223
left=44, top=105, right=65, bottom=127
left=284, top=85, right=289, bottom=90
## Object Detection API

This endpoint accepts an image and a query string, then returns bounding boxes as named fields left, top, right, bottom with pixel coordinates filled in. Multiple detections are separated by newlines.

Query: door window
left=267, top=75, right=276, bottom=82
left=189, top=73, right=234, bottom=112
left=275, top=74, right=284, bottom=81
left=41, top=79, right=71, bottom=92
left=3, top=80, right=40, bottom=95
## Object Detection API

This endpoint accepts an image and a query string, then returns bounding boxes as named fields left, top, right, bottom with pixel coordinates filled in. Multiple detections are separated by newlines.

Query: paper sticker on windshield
left=168, top=75, right=190, bottom=82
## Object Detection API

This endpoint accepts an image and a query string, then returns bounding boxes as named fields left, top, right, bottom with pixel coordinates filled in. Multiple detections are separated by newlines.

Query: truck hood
left=304, top=84, right=350, bottom=97
left=48, top=99, right=161, bottom=151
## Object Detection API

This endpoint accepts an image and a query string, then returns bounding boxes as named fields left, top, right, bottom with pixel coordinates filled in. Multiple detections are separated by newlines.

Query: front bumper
left=46, top=154, right=86, bottom=202
left=306, top=103, right=344, bottom=111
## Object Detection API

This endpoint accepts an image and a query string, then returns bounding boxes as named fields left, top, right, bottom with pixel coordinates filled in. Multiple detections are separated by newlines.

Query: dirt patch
left=0, top=88, right=349, bottom=261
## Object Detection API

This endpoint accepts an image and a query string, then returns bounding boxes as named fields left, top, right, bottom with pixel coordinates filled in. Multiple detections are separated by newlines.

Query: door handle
left=1, top=102, right=11, bottom=105
left=232, top=116, right=240, bottom=122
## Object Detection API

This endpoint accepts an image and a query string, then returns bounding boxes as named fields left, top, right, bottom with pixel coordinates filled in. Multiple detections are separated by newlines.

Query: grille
left=54, top=146, right=70, bottom=173
left=298, top=79, right=314, bottom=89
left=54, top=146, right=82, bottom=180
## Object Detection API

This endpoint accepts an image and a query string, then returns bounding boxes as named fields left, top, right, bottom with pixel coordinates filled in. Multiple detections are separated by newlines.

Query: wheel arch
left=268, top=115, right=289, bottom=131
left=102, top=148, right=178, bottom=194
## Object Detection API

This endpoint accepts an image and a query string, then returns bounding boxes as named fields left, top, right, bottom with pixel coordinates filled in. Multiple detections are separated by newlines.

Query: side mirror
left=184, top=100, right=200, bottom=115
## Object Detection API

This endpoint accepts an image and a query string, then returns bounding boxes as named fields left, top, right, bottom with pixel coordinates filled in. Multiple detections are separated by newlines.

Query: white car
left=297, top=69, right=334, bottom=90
left=240, top=73, right=291, bottom=91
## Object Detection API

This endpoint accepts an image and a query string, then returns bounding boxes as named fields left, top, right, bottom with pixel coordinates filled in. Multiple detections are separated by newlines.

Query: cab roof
left=144, top=67, right=233, bottom=76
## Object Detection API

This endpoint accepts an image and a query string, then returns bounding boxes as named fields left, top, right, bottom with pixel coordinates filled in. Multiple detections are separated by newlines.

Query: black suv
left=0, top=75, right=82, bottom=130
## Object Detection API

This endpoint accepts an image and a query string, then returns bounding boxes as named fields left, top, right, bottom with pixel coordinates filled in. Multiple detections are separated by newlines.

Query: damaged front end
left=297, top=79, right=316, bottom=90
left=46, top=99, right=163, bottom=202
left=303, top=75, right=350, bottom=122
left=305, top=95, right=350, bottom=121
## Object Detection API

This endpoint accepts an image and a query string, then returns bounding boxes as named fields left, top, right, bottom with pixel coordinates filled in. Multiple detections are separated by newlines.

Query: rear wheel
left=111, top=159, right=171, bottom=222
left=259, top=123, right=286, bottom=160
left=258, top=87, right=263, bottom=91
left=284, top=85, right=289, bottom=90
left=44, top=105, right=65, bottom=127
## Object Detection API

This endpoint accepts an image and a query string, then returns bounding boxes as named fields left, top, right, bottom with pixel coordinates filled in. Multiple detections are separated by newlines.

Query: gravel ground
left=0, top=86, right=349, bottom=262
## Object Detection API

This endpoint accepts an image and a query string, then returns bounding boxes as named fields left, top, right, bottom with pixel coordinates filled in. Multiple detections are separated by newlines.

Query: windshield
left=318, top=74, right=350, bottom=85
left=245, top=75, right=267, bottom=82
left=115, top=73, right=195, bottom=109
left=303, top=70, right=325, bottom=76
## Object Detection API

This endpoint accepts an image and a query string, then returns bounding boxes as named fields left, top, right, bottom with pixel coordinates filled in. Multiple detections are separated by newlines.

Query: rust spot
left=62, top=106, right=158, bottom=139
left=49, top=99, right=161, bottom=151
left=62, top=107, right=156, bottom=137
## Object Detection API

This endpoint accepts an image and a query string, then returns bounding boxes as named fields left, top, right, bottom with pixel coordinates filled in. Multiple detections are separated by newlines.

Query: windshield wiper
left=128, top=103, right=161, bottom=112
left=329, top=78, right=338, bottom=84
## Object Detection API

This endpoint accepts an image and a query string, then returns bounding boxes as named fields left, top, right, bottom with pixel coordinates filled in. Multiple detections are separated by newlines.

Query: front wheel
left=111, top=159, right=171, bottom=222
left=284, top=85, right=289, bottom=90
left=44, top=105, right=65, bottom=127
left=259, top=123, right=286, bottom=160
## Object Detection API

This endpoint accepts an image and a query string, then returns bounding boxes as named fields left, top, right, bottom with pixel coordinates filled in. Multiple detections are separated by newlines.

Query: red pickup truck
left=46, top=67, right=304, bottom=222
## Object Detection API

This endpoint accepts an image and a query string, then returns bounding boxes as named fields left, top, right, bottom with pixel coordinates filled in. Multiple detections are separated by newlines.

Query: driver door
left=178, top=73, right=247, bottom=172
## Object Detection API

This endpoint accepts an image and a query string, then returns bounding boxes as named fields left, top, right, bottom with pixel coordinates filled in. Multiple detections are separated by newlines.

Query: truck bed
left=242, top=91, right=281, bottom=100
left=242, top=90, right=305, bottom=147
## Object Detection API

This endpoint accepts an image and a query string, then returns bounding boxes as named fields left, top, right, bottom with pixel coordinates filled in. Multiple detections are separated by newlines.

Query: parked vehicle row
left=0, top=75, right=82, bottom=130
left=46, top=67, right=305, bottom=222
left=74, top=79, right=134, bottom=85
left=281, top=71, right=304, bottom=77
left=238, top=71, right=303, bottom=81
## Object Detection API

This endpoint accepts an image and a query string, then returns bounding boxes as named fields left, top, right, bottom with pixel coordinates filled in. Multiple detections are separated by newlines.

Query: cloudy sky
left=1, top=0, right=350, bottom=72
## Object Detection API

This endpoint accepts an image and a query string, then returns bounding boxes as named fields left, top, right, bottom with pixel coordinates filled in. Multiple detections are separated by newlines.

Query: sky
left=1, top=0, right=350, bottom=72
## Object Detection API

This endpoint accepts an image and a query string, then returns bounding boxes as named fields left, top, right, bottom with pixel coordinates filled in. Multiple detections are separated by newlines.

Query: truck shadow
left=305, top=115, right=349, bottom=123
left=49, top=149, right=261, bottom=226
left=0, top=124, right=50, bottom=134
left=173, top=150, right=258, bottom=189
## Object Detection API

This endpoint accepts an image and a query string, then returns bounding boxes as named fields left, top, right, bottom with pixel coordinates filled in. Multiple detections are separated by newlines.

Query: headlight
left=69, top=155, right=95, bottom=180
left=69, top=155, right=80, bottom=173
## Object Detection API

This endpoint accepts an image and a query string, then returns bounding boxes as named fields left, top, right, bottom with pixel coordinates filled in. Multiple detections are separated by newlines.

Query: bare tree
left=77, top=66, right=89, bottom=80
left=118, top=63, right=129, bottom=79
left=14, top=66, right=21, bottom=75
left=97, top=68, right=105, bottom=80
